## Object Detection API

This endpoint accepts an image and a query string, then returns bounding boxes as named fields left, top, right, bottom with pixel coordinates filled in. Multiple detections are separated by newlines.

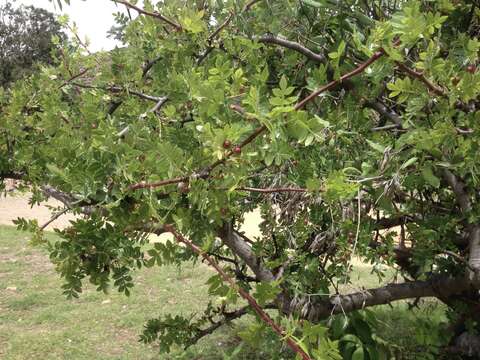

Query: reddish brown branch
left=396, top=62, right=445, bottom=96
left=58, top=67, right=91, bottom=89
left=164, top=224, right=312, bottom=360
left=113, top=0, right=182, bottom=31
left=295, top=48, right=387, bottom=110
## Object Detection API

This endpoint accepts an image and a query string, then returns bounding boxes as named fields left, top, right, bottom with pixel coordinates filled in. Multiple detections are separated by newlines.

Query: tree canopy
left=2, top=0, right=480, bottom=358
left=0, top=2, right=65, bottom=88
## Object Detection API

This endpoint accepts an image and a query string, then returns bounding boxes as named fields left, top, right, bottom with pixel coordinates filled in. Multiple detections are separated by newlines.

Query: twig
left=58, top=67, right=91, bottom=89
left=243, top=0, right=263, bottom=11
left=258, top=34, right=326, bottom=63
left=295, top=48, right=388, bottom=110
left=371, top=124, right=402, bottom=131
left=72, top=82, right=166, bottom=103
left=207, top=11, right=234, bottom=42
left=113, top=0, right=182, bottom=31
left=396, top=63, right=445, bottom=96
left=40, top=208, right=69, bottom=231
left=344, top=189, right=362, bottom=284
left=235, top=187, right=307, bottom=193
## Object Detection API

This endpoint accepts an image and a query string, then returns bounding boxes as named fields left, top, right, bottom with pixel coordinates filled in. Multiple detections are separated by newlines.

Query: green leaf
left=302, top=0, right=326, bottom=7
left=400, top=157, right=418, bottom=170
left=422, top=166, right=440, bottom=188
left=352, top=346, right=365, bottom=360
left=279, top=75, right=288, bottom=91
left=324, top=171, right=359, bottom=203
left=366, top=140, right=386, bottom=153
left=254, top=281, right=281, bottom=306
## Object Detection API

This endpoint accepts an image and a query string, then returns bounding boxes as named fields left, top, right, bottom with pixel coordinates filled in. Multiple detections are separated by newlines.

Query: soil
left=0, top=191, right=262, bottom=238
left=0, top=192, right=76, bottom=230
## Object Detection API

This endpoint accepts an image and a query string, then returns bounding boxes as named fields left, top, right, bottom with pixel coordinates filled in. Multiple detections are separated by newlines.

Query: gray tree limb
left=290, top=275, right=476, bottom=322
left=257, top=34, right=326, bottom=63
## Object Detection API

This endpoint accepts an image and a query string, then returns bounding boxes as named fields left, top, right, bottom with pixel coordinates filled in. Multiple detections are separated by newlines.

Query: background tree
left=0, top=2, right=65, bottom=87
left=2, top=0, right=480, bottom=358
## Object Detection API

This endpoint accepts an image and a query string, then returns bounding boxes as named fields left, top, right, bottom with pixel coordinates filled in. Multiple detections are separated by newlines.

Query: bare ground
left=0, top=193, right=76, bottom=230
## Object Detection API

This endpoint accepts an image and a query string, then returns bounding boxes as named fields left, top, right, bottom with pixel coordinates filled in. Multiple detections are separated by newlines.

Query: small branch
left=295, top=47, right=388, bottom=110
left=257, top=34, right=326, bottom=63
left=371, top=124, right=403, bottom=132
left=207, top=11, right=234, bottom=43
left=40, top=185, right=97, bottom=215
left=456, top=127, right=474, bottom=135
left=197, top=0, right=261, bottom=66
left=186, top=306, right=249, bottom=348
left=58, top=67, right=91, bottom=89
left=164, top=224, right=312, bottom=360
left=443, top=169, right=471, bottom=213
left=396, top=63, right=445, bottom=96
left=442, top=170, right=480, bottom=284
left=364, top=100, right=403, bottom=127
left=72, top=82, right=166, bottom=103
left=233, top=187, right=307, bottom=194
left=129, top=176, right=189, bottom=191
left=142, top=55, right=162, bottom=78
left=39, top=208, right=69, bottom=231
left=243, top=0, right=263, bottom=11
left=113, top=0, right=182, bottom=31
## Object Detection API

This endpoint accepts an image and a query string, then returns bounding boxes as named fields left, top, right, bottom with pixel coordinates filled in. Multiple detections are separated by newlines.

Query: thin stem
left=113, top=0, right=182, bottom=31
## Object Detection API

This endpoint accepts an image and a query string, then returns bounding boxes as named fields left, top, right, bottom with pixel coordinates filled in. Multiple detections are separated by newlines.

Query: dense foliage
left=2, top=0, right=480, bottom=358
left=0, top=2, right=65, bottom=87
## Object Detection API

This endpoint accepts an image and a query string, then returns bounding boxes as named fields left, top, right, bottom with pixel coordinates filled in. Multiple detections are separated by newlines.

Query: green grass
left=0, top=225, right=447, bottom=359
left=0, top=225, right=241, bottom=359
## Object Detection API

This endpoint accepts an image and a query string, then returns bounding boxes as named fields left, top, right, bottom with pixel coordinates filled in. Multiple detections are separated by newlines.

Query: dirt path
left=0, top=192, right=262, bottom=239
left=0, top=193, right=76, bottom=230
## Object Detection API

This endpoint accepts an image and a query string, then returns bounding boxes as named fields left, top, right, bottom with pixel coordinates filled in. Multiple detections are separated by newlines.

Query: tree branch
left=295, top=47, right=388, bottom=110
left=293, top=275, right=476, bottom=321
left=443, top=169, right=480, bottom=284
left=218, top=223, right=275, bottom=282
left=186, top=306, right=249, bottom=348
left=364, top=100, right=403, bottom=128
left=164, top=224, right=311, bottom=360
left=113, top=0, right=182, bottom=31
left=72, top=82, right=167, bottom=103
left=396, top=63, right=445, bottom=96
left=257, top=34, right=326, bottom=63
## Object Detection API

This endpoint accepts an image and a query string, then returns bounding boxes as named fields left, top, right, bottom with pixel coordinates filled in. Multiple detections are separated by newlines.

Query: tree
left=2, top=0, right=480, bottom=358
left=0, top=2, right=65, bottom=87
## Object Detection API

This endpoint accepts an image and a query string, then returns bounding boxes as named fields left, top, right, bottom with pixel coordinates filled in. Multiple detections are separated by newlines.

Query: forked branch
left=163, top=224, right=312, bottom=360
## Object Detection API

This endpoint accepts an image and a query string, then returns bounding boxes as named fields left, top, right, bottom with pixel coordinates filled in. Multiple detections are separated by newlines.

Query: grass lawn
left=0, top=225, right=447, bottom=359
